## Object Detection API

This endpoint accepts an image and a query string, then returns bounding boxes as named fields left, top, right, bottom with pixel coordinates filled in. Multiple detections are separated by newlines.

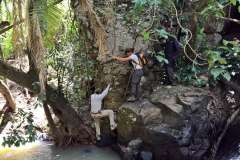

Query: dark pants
left=131, top=69, right=144, bottom=98
left=165, top=58, right=176, bottom=84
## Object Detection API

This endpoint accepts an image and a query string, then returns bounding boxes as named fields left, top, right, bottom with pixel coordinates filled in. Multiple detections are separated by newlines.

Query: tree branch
left=0, top=80, right=16, bottom=134
left=216, top=16, right=240, bottom=25
left=0, top=59, right=95, bottom=144
left=0, top=80, right=16, bottom=111
left=0, top=19, right=24, bottom=35
left=0, top=60, right=36, bottom=90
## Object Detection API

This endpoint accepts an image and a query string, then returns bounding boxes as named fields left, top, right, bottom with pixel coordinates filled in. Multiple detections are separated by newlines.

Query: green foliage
left=0, top=30, right=13, bottom=59
left=200, top=1, right=225, bottom=19
left=44, top=2, right=65, bottom=48
left=0, top=1, right=13, bottom=59
left=207, top=51, right=227, bottom=68
left=129, top=0, right=239, bottom=86
left=156, top=29, right=169, bottom=39
left=133, top=0, right=163, bottom=8
left=219, top=0, right=240, bottom=12
left=176, top=64, right=208, bottom=87
left=207, top=40, right=240, bottom=81
left=2, top=109, right=37, bottom=147
left=229, top=0, right=240, bottom=5
left=33, top=0, right=48, bottom=34
left=124, top=0, right=173, bottom=42
left=31, top=0, right=66, bottom=49
left=210, top=67, right=231, bottom=81
left=142, top=31, right=150, bottom=41
left=47, top=16, right=97, bottom=106
left=153, top=51, right=168, bottom=64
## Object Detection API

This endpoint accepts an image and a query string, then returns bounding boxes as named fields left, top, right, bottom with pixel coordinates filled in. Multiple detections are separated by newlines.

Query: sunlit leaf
left=143, top=31, right=150, bottom=41
left=223, top=71, right=231, bottom=81
left=156, top=29, right=169, bottom=39
left=230, top=0, right=237, bottom=5
left=210, top=68, right=225, bottom=80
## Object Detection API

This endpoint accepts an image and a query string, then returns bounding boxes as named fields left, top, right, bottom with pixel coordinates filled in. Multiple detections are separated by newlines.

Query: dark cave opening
left=221, top=4, right=240, bottom=40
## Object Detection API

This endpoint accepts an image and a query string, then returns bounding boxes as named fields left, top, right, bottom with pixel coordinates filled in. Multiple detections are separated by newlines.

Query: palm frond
left=44, top=2, right=65, bottom=48
left=29, top=0, right=65, bottom=48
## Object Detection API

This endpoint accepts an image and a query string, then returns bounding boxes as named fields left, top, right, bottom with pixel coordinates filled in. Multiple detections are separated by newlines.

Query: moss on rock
left=117, top=107, right=141, bottom=144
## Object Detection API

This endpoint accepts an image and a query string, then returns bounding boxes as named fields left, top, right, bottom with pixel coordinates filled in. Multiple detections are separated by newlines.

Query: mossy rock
left=117, top=107, right=142, bottom=144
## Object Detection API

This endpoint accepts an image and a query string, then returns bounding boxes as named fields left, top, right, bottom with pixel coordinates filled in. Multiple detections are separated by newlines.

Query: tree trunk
left=70, top=0, right=109, bottom=61
left=0, top=80, right=16, bottom=111
left=0, top=59, right=37, bottom=90
left=26, top=0, right=95, bottom=145
left=0, top=80, right=16, bottom=134
left=0, top=60, right=95, bottom=145
left=46, top=85, right=95, bottom=145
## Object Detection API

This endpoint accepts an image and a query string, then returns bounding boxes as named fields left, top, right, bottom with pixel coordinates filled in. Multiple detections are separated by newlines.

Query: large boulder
left=117, top=100, right=162, bottom=143
left=116, top=85, right=222, bottom=160
left=96, top=61, right=130, bottom=110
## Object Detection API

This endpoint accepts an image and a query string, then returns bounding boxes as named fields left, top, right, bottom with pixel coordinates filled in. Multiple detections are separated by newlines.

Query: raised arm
left=98, top=84, right=111, bottom=99
left=112, top=55, right=132, bottom=62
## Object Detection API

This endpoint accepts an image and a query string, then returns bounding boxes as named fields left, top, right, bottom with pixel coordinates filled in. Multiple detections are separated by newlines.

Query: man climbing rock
left=112, top=48, right=144, bottom=102
left=90, top=84, right=117, bottom=141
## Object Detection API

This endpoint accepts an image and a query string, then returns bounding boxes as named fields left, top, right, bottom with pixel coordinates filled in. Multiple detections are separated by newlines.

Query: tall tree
left=26, top=0, right=95, bottom=145
left=0, top=0, right=95, bottom=146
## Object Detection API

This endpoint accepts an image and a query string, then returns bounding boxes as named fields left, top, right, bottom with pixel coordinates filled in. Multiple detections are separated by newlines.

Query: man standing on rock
left=164, top=35, right=180, bottom=85
left=112, top=48, right=144, bottom=102
left=90, top=84, right=117, bottom=141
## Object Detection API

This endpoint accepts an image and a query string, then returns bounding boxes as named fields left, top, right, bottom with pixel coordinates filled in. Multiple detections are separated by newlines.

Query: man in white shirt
left=112, top=48, right=144, bottom=102
left=90, top=84, right=117, bottom=140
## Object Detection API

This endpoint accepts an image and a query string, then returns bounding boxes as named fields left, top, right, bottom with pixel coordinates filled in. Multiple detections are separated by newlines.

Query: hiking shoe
left=111, top=123, right=117, bottom=130
left=96, top=135, right=101, bottom=141
left=127, top=96, right=136, bottom=102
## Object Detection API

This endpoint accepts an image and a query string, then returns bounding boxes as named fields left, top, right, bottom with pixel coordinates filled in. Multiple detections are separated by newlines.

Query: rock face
left=91, top=3, right=228, bottom=159
left=96, top=61, right=131, bottom=110
left=117, top=85, right=222, bottom=160
left=117, top=100, right=162, bottom=143
left=204, top=16, right=224, bottom=47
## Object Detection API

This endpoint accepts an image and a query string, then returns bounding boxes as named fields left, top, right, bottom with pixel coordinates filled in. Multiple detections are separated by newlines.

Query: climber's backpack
left=131, top=52, right=148, bottom=68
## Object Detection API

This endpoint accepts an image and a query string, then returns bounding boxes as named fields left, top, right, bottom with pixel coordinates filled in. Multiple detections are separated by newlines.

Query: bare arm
left=112, top=55, right=131, bottom=62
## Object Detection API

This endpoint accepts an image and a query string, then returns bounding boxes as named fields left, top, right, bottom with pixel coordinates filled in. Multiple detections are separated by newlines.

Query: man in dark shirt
left=164, top=36, right=180, bottom=85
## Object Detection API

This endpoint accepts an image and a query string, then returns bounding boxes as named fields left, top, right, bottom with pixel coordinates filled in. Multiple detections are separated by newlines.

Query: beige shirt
left=90, top=85, right=110, bottom=113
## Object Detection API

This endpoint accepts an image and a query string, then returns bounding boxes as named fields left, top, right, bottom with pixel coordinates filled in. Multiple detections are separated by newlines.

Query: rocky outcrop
left=117, top=85, right=225, bottom=160
left=202, top=16, right=224, bottom=47
left=96, top=61, right=131, bottom=110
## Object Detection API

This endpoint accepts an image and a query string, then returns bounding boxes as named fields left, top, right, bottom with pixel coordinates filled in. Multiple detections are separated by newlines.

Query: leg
left=135, top=70, right=143, bottom=99
left=131, top=82, right=138, bottom=98
left=129, top=70, right=143, bottom=101
left=136, top=82, right=141, bottom=99
left=167, top=65, right=174, bottom=83
left=131, top=70, right=138, bottom=98
left=94, top=118, right=101, bottom=140
left=165, top=59, right=175, bottom=85
left=101, top=110, right=117, bottom=130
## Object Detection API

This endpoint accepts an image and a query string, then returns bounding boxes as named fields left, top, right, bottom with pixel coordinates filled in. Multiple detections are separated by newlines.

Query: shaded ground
left=0, top=79, right=48, bottom=141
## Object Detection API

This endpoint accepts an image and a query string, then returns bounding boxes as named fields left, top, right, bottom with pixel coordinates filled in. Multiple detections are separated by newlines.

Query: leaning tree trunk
left=0, top=80, right=16, bottom=134
left=0, top=58, right=95, bottom=145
